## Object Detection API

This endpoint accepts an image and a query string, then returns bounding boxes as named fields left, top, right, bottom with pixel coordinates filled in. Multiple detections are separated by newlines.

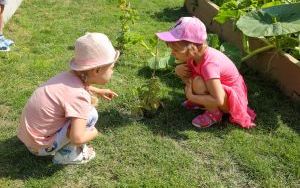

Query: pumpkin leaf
left=236, top=3, right=300, bottom=37
left=147, top=54, right=175, bottom=70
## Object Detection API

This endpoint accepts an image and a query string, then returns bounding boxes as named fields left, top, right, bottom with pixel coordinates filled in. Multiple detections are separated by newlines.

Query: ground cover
left=0, top=0, right=299, bottom=187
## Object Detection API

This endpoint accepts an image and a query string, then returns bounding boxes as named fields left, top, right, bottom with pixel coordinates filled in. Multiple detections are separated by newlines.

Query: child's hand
left=97, top=89, right=118, bottom=101
left=175, top=64, right=191, bottom=79
left=87, top=86, right=118, bottom=101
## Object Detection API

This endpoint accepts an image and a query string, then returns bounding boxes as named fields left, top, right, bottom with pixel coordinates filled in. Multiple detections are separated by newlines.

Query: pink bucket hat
left=70, top=32, right=120, bottom=71
left=156, top=17, right=207, bottom=44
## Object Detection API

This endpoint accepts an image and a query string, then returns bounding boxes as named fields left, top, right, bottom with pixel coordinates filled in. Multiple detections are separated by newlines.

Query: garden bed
left=185, top=0, right=300, bottom=101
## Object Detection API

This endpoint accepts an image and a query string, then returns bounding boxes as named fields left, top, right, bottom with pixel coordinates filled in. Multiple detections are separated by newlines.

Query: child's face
left=90, top=63, right=115, bottom=85
left=171, top=48, right=189, bottom=62
left=168, top=42, right=189, bottom=62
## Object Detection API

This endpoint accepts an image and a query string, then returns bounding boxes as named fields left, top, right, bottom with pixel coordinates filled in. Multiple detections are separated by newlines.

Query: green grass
left=0, top=0, right=299, bottom=187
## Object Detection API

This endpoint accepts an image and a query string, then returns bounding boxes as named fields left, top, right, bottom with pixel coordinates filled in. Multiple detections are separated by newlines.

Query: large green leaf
left=147, top=54, right=175, bottom=70
left=236, top=3, right=300, bottom=37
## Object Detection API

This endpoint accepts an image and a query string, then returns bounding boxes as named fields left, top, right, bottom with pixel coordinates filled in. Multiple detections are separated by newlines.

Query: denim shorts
left=0, top=0, right=7, bottom=5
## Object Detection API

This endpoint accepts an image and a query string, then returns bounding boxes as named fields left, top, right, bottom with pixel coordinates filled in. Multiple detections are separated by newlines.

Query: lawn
left=0, top=0, right=299, bottom=187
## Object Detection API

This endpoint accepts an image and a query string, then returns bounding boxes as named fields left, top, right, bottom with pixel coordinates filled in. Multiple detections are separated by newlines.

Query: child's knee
left=192, top=76, right=207, bottom=94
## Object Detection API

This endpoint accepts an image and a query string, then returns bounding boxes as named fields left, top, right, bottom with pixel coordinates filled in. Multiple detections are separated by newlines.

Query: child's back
left=18, top=71, right=92, bottom=150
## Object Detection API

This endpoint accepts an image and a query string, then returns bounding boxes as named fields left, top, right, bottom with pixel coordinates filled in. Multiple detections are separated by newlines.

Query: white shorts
left=28, top=107, right=98, bottom=156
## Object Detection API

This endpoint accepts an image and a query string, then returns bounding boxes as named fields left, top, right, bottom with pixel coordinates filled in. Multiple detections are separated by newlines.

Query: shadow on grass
left=0, top=136, right=63, bottom=180
left=97, top=108, right=136, bottom=132
left=150, top=6, right=189, bottom=22
left=241, top=65, right=300, bottom=134
left=136, top=64, right=300, bottom=137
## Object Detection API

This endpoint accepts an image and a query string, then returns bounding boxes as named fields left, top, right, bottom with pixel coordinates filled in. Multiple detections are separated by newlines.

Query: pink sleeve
left=64, top=93, right=91, bottom=120
left=201, top=62, right=220, bottom=80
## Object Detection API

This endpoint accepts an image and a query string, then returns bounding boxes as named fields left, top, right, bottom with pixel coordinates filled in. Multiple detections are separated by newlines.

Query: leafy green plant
left=116, top=2, right=170, bottom=118
left=135, top=37, right=174, bottom=118
left=116, top=0, right=139, bottom=51
left=236, top=3, right=300, bottom=61
left=141, top=37, right=176, bottom=71
left=213, top=0, right=298, bottom=24
left=213, top=0, right=300, bottom=61
left=207, top=33, right=221, bottom=49
left=136, top=77, right=163, bottom=118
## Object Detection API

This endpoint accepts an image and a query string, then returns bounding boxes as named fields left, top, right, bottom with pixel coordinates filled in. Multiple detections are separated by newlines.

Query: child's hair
left=73, top=69, right=99, bottom=107
left=167, top=40, right=208, bottom=62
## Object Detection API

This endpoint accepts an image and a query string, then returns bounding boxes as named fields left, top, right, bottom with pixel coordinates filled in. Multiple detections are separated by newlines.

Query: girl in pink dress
left=156, top=17, right=256, bottom=129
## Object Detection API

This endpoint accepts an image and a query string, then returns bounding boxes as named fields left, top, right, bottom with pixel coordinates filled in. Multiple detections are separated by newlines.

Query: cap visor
left=156, top=32, right=180, bottom=42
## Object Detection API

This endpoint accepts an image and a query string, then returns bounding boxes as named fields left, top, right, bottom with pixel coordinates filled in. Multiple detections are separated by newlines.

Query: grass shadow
left=135, top=64, right=300, bottom=138
left=97, top=108, right=139, bottom=132
left=150, top=6, right=189, bottom=22
left=241, top=65, right=300, bottom=134
left=0, top=136, right=63, bottom=180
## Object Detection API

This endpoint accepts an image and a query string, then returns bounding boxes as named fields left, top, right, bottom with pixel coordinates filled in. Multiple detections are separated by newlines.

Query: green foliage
left=117, top=0, right=139, bottom=51
left=207, top=33, right=221, bottom=49
left=213, top=0, right=300, bottom=61
left=137, top=77, right=162, bottom=114
left=147, top=53, right=176, bottom=70
left=236, top=3, right=300, bottom=61
left=236, top=3, right=300, bottom=37
left=1, top=1, right=300, bottom=187
left=213, top=0, right=298, bottom=24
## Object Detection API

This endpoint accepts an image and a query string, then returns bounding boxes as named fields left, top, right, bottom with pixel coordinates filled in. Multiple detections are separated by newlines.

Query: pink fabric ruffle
left=223, top=76, right=256, bottom=128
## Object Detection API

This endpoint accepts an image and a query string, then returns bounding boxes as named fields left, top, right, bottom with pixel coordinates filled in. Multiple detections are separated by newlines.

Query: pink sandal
left=192, top=110, right=223, bottom=128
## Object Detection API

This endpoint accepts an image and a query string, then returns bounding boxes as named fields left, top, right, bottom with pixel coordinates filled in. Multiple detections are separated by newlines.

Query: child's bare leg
left=192, top=76, right=208, bottom=95
left=192, top=76, right=229, bottom=112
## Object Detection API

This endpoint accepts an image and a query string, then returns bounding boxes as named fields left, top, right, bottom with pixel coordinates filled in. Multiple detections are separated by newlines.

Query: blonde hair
left=167, top=41, right=207, bottom=62
left=73, top=69, right=99, bottom=107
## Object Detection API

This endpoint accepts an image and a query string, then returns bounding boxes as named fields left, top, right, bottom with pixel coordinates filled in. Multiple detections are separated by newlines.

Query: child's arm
left=87, top=85, right=118, bottom=100
left=69, top=118, right=99, bottom=145
left=185, top=78, right=227, bottom=111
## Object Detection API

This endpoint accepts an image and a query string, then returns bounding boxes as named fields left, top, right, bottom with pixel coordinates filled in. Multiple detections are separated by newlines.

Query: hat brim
left=70, top=50, right=120, bottom=71
left=156, top=32, right=181, bottom=42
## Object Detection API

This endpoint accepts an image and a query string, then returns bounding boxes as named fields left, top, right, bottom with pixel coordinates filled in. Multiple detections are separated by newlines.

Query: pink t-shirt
left=187, top=47, right=240, bottom=85
left=18, top=71, right=92, bottom=150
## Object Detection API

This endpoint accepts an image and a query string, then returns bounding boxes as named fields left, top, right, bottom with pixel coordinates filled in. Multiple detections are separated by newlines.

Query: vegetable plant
left=212, top=0, right=300, bottom=62
left=236, top=3, right=300, bottom=61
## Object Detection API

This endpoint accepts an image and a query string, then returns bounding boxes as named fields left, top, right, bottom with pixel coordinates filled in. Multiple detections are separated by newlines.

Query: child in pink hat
left=18, top=33, right=119, bottom=164
left=156, top=17, right=256, bottom=129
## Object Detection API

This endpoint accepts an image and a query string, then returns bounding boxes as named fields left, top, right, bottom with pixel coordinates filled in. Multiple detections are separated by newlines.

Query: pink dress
left=187, top=47, right=256, bottom=128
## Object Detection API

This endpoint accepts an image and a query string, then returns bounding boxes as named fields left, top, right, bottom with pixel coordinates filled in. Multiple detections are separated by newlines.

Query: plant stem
left=241, top=44, right=275, bottom=62
left=140, top=41, right=156, bottom=56
left=153, top=44, right=158, bottom=77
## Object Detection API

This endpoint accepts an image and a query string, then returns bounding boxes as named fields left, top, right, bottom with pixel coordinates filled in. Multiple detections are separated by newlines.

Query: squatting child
left=156, top=17, right=256, bottom=129
left=18, top=33, right=119, bottom=164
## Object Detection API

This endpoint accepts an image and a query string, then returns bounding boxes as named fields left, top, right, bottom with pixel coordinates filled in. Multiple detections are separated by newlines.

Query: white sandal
left=52, top=144, right=96, bottom=165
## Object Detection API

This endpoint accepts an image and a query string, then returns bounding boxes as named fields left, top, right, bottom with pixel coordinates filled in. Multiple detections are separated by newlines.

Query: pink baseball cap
left=70, top=32, right=120, bottom=71
left=156, top=17, right=207, bottom=44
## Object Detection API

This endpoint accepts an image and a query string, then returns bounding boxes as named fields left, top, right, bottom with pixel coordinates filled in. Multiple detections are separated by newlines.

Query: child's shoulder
left=205, top=47, right=232, bottom=62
